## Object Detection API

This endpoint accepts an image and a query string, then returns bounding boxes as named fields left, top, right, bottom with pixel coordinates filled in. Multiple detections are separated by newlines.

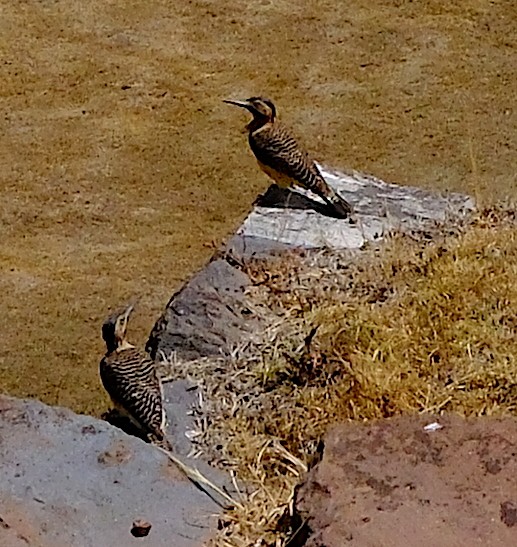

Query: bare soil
left=0, top=0, right=515, bottom=415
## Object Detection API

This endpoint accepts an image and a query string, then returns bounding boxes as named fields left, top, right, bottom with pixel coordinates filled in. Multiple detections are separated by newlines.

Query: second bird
left=99, top=305, right=172, bottom=452
left=224, top=96, right=353, bottom=219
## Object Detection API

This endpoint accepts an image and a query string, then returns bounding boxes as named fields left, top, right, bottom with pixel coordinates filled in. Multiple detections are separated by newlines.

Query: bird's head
left=223, top=96, right=277, bottom=127
left=102, top=304, right=134, bottom=352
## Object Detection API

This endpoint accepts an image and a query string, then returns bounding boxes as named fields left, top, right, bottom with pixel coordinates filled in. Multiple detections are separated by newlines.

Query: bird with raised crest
left=224, top=96, right=353, bottom=219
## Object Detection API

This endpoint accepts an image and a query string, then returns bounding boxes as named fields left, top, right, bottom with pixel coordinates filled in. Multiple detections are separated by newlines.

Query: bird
left=223, top=96, right=353, bottom=219
left=99, top=304, right=172, bottom=451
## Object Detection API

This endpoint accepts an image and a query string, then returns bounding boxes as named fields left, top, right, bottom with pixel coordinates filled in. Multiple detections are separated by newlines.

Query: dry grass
left=0, top=0, right=515, bottom=414
left=160, top=206, right=517, bottom=545
left=0, top=1, right=515, bottom=541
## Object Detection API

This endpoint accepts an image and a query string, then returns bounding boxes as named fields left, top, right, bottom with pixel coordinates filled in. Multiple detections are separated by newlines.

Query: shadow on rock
left=101, top=409, right=149, bottom=444
left=254, top=184, right=346, bottom=219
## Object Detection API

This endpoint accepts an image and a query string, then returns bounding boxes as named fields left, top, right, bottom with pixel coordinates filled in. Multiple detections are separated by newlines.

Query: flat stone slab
left=236, top=166, right=475, bottom=251
left=0, top=395, right=220, bottom=547
left=296, top=414, right=517, bottom=547
left=148, top=168, right=474, bottom=361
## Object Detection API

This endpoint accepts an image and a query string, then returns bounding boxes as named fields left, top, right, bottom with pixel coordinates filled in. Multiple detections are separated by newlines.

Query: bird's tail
left=319, top=182, right=353, bottom=219
left=150, top=432, right=173, bottom=453
left=327, top=191, right=353, bottom=219
left=310, top=175, right=353, bottom=219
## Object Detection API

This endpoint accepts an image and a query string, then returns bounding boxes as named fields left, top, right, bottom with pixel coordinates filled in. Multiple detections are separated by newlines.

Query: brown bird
left=100, top=305, right=172, bottom=451
left=224, top=96, right=353, bottom=218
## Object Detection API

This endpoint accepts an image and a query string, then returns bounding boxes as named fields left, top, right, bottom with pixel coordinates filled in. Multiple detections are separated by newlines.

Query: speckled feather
left=249, top=121, right=352, bottom=216
left=100, top=346, right=170, bottom=449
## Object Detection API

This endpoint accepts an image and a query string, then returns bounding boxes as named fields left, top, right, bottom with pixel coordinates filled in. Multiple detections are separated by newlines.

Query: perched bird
left=100, top=305, right=172, bottom=451
left=224, top=96, right=353, bottom=218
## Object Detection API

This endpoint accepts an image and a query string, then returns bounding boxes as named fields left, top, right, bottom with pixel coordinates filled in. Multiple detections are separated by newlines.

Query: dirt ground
left=0, top=0, right=515, bottom=415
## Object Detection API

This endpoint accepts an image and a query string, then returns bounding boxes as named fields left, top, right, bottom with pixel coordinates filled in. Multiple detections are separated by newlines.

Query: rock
left=146, top=258, right=259, bottom=362
left=162, top=379, right=201, bottom=456
left=0, top=395, right=223, bottom=547
left=295, top=414, right=517, bottom=547
left=148, top=168, right=474, bottom=362
left=234, top=166, right=475, bottom=252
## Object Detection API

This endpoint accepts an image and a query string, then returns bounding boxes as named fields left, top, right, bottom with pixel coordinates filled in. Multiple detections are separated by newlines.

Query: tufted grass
left=162, top=206, right=517, bottom=545
left=0, top=0, right=515, bottom=415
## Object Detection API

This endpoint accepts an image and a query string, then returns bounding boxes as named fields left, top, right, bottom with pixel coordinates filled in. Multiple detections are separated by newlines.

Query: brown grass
left=0, top=0, right=515, bottom=414
left=160, top=207, right=517, bottom=545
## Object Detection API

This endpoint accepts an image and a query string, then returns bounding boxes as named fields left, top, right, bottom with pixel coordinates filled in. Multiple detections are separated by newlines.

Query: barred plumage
left=100, top=305, right=172, bottom=451
left=224, top=96, right=353, bottom=218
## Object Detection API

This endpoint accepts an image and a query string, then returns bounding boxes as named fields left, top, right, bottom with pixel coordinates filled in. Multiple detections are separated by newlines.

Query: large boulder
left=0, top=395, right=223, bottom=547
left=296, top=414, right=517, bottom=546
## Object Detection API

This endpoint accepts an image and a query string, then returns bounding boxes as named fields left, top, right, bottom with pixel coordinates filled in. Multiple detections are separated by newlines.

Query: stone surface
left=296, top=414, right=517, bottom=547
left=148, top=168, right=474, bottom=362
left=0, top=395, right=222, bottom=547
left=236, top=166, right=475, bottom=251
left=162, top=379, right=203, bottom=457
left=146, top=257, right=258, bottom=362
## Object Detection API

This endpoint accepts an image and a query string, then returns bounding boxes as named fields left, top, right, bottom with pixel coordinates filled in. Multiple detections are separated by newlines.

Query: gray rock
left=146, top=258, right=259, bottom=362
left=162, top=379, right=201, bottom=457
left=237, top=166, right=475, bottom=250
left=0, top=395, right=221, bottom=547
left=148, top=167, right=474, bottom=361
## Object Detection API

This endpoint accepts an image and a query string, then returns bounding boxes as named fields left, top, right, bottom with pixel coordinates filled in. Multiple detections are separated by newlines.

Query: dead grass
left=160, top=206, right=517, bottom=545
left=0, top=1, right=515, bottom=541
left=0, top=0, right=515, bottom=413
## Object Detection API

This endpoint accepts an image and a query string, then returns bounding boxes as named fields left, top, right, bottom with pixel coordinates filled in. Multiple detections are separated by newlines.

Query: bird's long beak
left=122, top=304, right=134, bottom=321
left=223, top=99, right=251, bottom=109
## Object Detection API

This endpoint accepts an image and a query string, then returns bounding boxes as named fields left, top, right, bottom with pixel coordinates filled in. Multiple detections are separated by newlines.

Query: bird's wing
left=249, top=123, right=324, bottom=190
left=100, top=348, right=165, bottom=438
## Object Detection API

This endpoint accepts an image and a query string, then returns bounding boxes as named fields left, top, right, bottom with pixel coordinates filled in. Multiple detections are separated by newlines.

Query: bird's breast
left=256, top=160, right=294, bottom=188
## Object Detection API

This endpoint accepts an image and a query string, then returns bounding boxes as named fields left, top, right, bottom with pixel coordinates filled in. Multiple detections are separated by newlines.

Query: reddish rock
left=296, top=414, right=517, bottom=546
